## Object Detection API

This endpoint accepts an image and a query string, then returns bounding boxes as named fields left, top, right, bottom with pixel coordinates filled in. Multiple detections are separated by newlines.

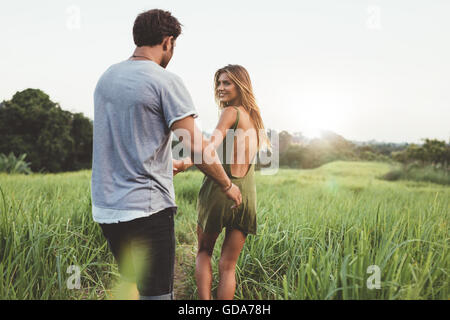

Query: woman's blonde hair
left=214, top=64, right=271, bottom=151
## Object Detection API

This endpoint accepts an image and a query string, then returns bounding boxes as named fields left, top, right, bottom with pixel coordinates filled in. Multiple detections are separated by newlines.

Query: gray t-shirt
left=91, top=59, right=198, bottom=223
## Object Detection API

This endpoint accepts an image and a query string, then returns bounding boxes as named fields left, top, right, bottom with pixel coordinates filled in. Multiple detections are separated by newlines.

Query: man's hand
left=171, top=116, right=240, bottom=201
left=172, top=159, right=185, bottom=176
left=222, top=182, right=242, bottom=209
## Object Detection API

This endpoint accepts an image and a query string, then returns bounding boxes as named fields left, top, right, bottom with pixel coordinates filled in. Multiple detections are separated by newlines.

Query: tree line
left=275, top=130, right=449, bottom=170
left=1, top=88, right=448, bottom=174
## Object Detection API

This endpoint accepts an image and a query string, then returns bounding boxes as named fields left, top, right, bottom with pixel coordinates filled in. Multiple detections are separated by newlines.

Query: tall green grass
left=175, top=161, right=449, bottom=300
left=0, top=171, right=115, bottom=299
left=0, top=161, right=448, bottom=299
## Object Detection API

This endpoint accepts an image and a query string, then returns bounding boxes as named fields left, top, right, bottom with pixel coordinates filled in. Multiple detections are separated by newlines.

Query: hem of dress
left=196, top=220, right=257, bottom=236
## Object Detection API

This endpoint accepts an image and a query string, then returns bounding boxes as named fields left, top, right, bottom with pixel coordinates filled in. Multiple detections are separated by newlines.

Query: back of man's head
left=133, top=9, right=182, bottom=47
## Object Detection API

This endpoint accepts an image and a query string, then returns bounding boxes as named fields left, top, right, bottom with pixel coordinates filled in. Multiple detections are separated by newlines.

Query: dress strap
left=232, top=106, right=240, bottom=130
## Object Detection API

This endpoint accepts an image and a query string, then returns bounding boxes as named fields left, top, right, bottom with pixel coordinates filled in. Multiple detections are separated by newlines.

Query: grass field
left=0, top=161, right=448, bottom=299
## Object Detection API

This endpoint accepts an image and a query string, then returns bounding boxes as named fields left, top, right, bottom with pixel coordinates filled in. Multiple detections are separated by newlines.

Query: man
left=91, top=9, right=241, bottom=300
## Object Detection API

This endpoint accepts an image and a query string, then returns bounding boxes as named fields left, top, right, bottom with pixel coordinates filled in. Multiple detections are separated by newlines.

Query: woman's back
left=197, top=105, right=258, bottom=236
left=227, top=106, right=258, bottom=178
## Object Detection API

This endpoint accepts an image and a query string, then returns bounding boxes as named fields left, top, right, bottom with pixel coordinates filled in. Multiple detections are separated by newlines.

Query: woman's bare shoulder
left=220, top=106, right=239, bottom=119
left=217, top=106, right=239, bottom=129
left=234, top=106, right=254, bottom=128
left=226, top=105, right=247, bottom=118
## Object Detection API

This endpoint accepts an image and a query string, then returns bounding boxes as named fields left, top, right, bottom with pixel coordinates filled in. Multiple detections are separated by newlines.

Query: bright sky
left=1, top=0, right=449, bottom=143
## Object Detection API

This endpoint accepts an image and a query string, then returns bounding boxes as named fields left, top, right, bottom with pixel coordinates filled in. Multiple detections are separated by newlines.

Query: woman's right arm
left=179, top=107, right=238, bottom=172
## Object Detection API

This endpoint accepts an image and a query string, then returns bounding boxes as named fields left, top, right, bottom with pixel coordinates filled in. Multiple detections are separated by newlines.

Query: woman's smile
left=217, top=73, right=239, bottom=104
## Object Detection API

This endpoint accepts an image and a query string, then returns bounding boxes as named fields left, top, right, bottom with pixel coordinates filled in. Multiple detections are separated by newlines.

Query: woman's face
left=217, top=72, right=239, bottom=106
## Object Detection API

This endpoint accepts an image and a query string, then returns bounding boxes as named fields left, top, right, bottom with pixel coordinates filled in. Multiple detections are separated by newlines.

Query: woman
left=174, top=64, right=270, bottom=300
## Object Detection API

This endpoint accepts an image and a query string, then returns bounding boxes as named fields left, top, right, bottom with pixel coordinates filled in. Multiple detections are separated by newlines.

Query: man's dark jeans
left=99, top=207, right=176, bottom=299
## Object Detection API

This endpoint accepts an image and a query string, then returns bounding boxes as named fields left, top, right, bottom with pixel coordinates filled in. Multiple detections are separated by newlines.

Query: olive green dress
left=197, top=107, right=257, bottom=235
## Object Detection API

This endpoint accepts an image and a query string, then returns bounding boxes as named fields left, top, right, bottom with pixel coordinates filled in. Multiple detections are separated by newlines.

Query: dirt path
left=173, top=244, right=196, bottom=300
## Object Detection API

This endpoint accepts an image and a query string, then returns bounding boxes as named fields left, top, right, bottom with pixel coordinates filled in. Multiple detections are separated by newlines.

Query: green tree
left=0, top=89, right=92, bottom=172
left=66, top=113, right=93, bottom=170
left=280, top=144, right=304, bottom=168
left=406, top=144, right=426, bottom=165
left=279, top=131, right=293, bottom=154
left=421, top=138, right=449, bottom=165
left=0, top=152, right=32, bottom=174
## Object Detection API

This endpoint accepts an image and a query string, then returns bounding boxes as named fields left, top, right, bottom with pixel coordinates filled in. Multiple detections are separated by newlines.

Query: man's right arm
left=171, top=116, right=242, bottom=208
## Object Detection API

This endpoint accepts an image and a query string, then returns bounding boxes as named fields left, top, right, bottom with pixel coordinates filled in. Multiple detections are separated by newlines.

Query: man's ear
left=162, top=36, right=173, bottom=51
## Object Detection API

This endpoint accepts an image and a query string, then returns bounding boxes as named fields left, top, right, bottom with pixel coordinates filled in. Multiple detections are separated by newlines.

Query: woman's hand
left=222, top=182, right=242, bottom=209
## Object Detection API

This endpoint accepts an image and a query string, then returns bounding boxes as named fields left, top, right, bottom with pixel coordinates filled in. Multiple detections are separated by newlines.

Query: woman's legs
left=217, top=228, right=246, bottom=300
left=196, top=225, right=219, bottom=300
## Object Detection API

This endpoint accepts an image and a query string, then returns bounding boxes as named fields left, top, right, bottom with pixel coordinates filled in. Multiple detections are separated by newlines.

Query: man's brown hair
left=133, top=9, right=182, bottom=47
